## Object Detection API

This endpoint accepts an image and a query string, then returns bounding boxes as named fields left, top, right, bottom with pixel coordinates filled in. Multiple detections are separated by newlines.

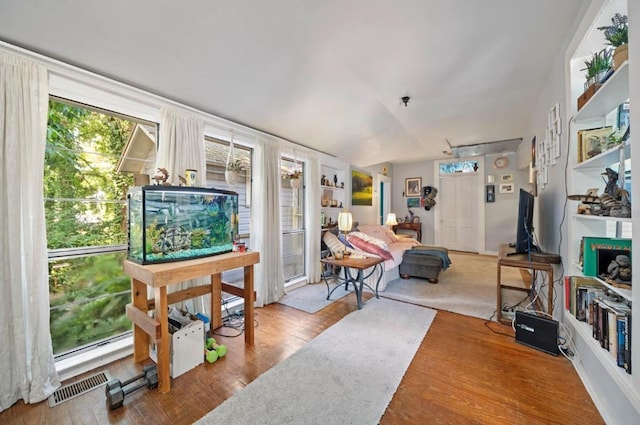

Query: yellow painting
left=351, top=169, right=373, bottom=206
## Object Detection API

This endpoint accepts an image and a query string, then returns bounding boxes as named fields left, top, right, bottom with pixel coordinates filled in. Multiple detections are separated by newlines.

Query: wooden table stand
left=496, top=244, right=554, bottom=325
left=124, top=251, right=260, bottom=393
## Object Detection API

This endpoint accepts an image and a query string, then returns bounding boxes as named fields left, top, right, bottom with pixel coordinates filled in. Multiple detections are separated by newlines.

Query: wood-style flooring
left=0, top=292, right=604, bottom=425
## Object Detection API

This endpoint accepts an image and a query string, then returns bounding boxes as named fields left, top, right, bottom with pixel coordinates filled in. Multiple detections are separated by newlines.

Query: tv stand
left=497, top=244, right=554, bottom=324
left=505, top=244, right=539, bottom=257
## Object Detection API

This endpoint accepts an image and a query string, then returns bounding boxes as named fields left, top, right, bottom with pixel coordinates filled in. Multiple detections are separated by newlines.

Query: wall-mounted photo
left=351, top=169, right=373, bottom=206
left=499, top=183, right=515, bottom=194
left=500, top=173, right=514, bottom=182
left=405, top=177, right=421, bottom=197
left=407, top=197, right=420, bottom=208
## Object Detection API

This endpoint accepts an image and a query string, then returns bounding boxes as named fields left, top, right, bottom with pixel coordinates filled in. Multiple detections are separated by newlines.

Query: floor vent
left=48, top=372, right=110, bottom=407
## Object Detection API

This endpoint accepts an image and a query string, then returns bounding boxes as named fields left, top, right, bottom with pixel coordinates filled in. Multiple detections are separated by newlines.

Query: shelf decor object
left=597, top=13, right=628, bottom=70
left=578, top=49, right=612, bottom=111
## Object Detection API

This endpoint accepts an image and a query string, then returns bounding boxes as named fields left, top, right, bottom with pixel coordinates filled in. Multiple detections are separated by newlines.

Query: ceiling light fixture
left=401, top=96, right=410, bottom=107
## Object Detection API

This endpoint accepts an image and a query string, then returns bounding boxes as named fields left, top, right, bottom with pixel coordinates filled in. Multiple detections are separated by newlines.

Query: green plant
left=581, top=49, right=612, bottom=82
left=597, top=13, right=628, bottom=47
left=287, top=170, right=302, bottom=179
left=226, top=159, right=244, bottom=172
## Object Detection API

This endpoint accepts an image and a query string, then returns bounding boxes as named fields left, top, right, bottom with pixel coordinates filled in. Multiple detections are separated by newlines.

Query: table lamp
left=338, top=212, right=353, bottom=235
left=385, top=213, right=398, bottom=229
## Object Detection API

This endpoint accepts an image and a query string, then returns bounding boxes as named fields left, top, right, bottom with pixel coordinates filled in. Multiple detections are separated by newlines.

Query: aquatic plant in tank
left=127, top=186, right=238, bottom=264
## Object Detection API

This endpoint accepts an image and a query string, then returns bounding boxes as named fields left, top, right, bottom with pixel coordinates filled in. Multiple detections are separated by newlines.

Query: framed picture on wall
left=405, top=177, right=421, bottom=197
left=351, top=169, right=373, bottom=206
left=499, top=183, right=515, bottom=194
left=500, top=173, right=514, bottom=182
left=407, top=197, right=420, bottom=208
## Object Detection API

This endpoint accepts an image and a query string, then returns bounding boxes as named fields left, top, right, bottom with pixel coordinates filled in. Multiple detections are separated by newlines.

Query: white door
left=435, top=160, right=483, bottom=252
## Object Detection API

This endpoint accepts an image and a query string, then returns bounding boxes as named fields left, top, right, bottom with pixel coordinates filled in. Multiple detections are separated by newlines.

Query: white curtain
left=250, top=140, right=285, bottom=306
left=0, top=51, right=60, bottom=412
left=155, top=106, right=207, bottom=313
left=156, top=106, right=206, bottom=186
left=306, top=155, right=322, bottom=283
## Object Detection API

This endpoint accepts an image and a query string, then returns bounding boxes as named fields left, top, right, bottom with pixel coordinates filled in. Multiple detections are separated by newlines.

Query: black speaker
left=515, top=311, right=559, bottom=356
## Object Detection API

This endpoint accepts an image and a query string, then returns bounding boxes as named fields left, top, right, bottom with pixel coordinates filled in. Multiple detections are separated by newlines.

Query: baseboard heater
left=514, top=311, right=559, bottom=356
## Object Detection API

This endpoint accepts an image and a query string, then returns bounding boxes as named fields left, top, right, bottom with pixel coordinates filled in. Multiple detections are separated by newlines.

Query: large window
left=46, top=98, right=155, bottom=356
left=281, top=157, right=305, bottom=282
left=205, top=137, right=252, bottom=287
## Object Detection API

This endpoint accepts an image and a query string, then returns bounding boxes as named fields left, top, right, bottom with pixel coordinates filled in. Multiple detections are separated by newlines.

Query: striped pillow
left=323, top=231, right=347, bottom=255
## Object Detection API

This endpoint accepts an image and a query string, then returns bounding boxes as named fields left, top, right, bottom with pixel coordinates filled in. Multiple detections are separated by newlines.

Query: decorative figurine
left=152, top=168, right=170, bottom=185
left=601, top=254, right=632, bottom=283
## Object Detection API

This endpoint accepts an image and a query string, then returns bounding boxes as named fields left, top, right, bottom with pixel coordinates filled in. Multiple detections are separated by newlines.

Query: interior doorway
left=378, top=174, right=391, bottom=225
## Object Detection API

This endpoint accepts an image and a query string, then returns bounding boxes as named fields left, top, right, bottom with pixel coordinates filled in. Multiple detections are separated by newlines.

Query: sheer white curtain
left=250, top=140, right=285, bottom=306
left=156, top=106, right=206, bottom=186
left=0, top=51, right=60, bottom=412
left=306, top=155, right=322, bottom=283
left=155, top=107, right=207, bottom=313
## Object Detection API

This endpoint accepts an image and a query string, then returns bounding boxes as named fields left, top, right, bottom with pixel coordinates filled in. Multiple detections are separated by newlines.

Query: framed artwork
left=351, top=169, right=373, bottom=206
left=486, top=184, right=495, bottom=202
left=407, top=197, right=420, bottom=208
left=405, top=177, right=421, bottom=197
left=412, top=216, right=420, bottom=223
left=500, top=173, right=514, bottom=182
left=578, top=126, right=613, bottom=163
left=531, top=136, right=536, bottom=169
left=499, top=183, right=515, bottom=194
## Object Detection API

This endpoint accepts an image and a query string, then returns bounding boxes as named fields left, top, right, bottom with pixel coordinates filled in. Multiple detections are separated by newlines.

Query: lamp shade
left=338, top=212, right=353, bottom=232
left=385, top=213, right=398, bottom=226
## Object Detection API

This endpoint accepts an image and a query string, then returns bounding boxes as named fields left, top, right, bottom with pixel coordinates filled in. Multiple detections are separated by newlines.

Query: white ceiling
left=0, top=0, right=588, bottom=166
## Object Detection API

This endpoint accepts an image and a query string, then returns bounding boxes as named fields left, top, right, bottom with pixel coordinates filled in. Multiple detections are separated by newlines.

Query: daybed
left=322, top=223, right=451, bottom=291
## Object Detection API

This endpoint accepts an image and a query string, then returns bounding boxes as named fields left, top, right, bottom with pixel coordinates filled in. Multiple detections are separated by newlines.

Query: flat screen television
left=514, top=189, right=537, bottom=255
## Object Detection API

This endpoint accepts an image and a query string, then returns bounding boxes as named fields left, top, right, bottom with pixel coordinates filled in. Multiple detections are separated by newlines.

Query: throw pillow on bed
left=356, top=224, right=399, bottom=245
left=346, top=233, right=393, bottom=261
left=323, top=231, right=347, bottom=256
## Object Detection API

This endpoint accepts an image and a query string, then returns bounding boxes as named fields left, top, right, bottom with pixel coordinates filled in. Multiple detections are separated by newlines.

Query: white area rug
left=195, top=298, right=436, bottom=425
left=381, top=252, right=528, bottom=320
left=277, top=282, right=353, bottom=313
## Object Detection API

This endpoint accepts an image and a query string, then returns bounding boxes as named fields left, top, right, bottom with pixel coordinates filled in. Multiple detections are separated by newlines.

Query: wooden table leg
left=131, top=278, right=149, bottom=363
left=244, top=264, right=254, bottom=346
left=154, top=286, right=170, bottom=393
left=496, top=262, right=502, bottom=323
left=211, top=273, right=222, bottom=332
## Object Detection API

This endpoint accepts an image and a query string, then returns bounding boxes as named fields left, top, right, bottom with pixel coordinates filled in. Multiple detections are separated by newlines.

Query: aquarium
left=127, top=186, right=238, bottom=264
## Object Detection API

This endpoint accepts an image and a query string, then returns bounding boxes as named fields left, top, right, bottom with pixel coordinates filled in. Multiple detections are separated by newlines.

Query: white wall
left=483, top=152, right=530, bottom=253
left=349, top=162, right=392, bottom=227
left=391, top=154, right=527, bottom=252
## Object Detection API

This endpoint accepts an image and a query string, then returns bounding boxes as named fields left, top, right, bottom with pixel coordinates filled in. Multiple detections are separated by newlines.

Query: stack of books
left=565, top=276, right=632, bottom=374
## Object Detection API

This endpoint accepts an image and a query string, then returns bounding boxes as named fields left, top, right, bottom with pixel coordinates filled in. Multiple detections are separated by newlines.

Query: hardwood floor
left=0, top=293, right=603, bottom=425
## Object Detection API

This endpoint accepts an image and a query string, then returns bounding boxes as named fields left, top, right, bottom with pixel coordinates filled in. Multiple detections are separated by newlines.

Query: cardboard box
left=151, top=319, right=204, bottom=378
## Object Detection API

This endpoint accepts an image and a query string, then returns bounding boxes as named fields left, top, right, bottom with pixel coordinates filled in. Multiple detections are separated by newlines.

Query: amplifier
left=515, top=311, right=559, bottom=356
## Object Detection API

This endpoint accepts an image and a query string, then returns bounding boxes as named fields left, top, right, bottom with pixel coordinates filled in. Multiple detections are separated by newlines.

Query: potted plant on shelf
left=577, top=49, right=612, bottom=111
left=225, top=159, right=244, bottom=185
left=598, top=13, right=628, bottom=70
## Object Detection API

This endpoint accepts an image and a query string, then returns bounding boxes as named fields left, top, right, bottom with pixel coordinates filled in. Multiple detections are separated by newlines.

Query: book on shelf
left=565, top=275, right=604, bottom=318
left=566, top=275, right=632, bottom=374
